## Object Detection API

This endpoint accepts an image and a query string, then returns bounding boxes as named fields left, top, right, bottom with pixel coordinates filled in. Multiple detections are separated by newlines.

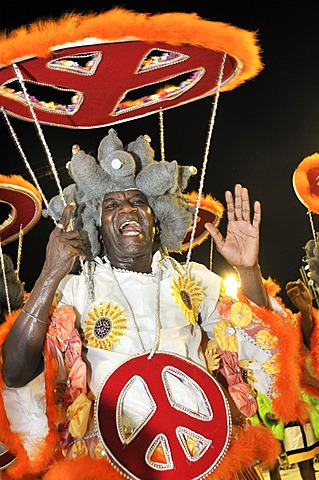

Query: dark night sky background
left=1, top=0, right=319, bottom=308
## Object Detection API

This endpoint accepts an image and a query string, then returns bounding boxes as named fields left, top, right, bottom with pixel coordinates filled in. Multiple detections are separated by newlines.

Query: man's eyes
left=103, top=202, right=119, bottom=210
left=103, top=198, right=147, bottom=209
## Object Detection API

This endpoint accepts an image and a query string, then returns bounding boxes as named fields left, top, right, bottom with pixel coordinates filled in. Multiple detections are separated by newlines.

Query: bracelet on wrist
left=22, top=308, right=47, bottom=325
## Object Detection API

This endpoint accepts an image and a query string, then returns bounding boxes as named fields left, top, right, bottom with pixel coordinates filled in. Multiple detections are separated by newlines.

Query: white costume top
left=57, top=251, right=222, bottom=397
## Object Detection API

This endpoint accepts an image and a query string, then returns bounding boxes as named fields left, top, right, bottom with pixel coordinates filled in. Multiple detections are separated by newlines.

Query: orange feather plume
left=0, top=8, right=263, bottom=92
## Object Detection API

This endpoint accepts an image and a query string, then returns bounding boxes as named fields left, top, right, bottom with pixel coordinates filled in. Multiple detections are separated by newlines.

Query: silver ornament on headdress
left=43, top=128, right=197, bottom=259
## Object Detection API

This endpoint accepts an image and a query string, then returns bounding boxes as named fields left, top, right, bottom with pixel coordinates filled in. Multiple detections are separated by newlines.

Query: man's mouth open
left=119, top=221, right=142, bottom=236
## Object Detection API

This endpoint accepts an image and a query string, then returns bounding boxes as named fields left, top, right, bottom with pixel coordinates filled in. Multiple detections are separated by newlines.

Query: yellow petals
left=263, top=354, right=280, bottom=375
left=214, top=319, right=238, bottom=352
left=230, top=302, right=252, bottom=327
left=171, top=274, right=204, bottom=326
left=83, top=301, right=128, bottom=350
left=67, top=392, right=92, bottom=438
left=256, top=330, right=278, bottom=350
left=70, top=439, right=88, bottom=457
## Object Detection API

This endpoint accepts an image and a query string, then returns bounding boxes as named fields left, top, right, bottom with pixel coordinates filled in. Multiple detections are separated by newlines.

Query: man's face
left=99, top=190, right=156, bottom=264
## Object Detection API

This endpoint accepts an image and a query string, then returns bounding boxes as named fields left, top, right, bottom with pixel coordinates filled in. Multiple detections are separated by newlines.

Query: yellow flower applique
left=230, top=302, right=252, bottom=327
left=83, top=301, right=128, bottom=350
left=205, top=339, right=220, bottom=372
left=263, top=354, right=280, bottom=375
left=171, top=274, right=204, bottom=326
left=256, top=330, right=278, bottom=350
left=70, top=439, right=88, bottom=458
left=214, top=319, right=238, bottom=352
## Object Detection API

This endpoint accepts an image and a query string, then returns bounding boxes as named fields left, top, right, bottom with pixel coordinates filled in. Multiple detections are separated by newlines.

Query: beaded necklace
left=109, top=260, right=163, bottom=359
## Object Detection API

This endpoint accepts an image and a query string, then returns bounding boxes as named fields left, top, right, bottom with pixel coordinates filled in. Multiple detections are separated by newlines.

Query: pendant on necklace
left=83, top=301, right=128, bottom=350
left=171, top=274, right=204, bottom=326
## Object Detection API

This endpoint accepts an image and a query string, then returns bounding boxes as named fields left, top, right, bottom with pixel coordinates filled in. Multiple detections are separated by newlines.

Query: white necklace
left=110, top=264, right=163, bottom=358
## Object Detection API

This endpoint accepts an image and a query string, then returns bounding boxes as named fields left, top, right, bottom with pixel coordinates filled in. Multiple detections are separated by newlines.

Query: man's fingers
left=225, top=190, right=235, bottom=221
left=252, top=200, right=261, bottom=228
left=57, top=203, right=76, bottom=231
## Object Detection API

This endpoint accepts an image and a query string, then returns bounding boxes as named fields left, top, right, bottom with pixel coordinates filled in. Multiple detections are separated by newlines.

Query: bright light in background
left=223, top=274, right=241, bottom=299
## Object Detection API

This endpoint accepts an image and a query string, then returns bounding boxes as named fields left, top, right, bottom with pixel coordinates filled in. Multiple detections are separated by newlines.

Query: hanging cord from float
left=209, top=237, right=214, bottom=272
left=184, top=53, right=227, bottom=275
left=16, top=224, right=24, bottom=281
left=158, top=107, right=165, bottom=162
left=1, top=107, right=54, bottom=218
left=12, top=63, right=67, bottom=209
left=4, top=67, right=95, bottom=301
left=0, top=241, right=11, bottom=315
left=307, top=210, right=318, bottom=244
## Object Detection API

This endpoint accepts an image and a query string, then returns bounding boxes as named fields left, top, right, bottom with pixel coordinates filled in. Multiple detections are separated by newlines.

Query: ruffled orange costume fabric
left=237, top=280, right=310, bottom=424
left=41, top=424, right=279, bottom=480
left=0, top=311, right=62, bottom=479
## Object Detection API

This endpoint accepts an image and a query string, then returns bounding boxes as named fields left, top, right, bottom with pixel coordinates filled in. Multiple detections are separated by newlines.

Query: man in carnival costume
left=0, top=5, right=316, bottom=478
left=0, top=128, right=311, bottom=480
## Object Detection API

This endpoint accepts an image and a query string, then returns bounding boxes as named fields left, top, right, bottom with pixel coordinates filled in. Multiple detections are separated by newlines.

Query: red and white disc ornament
left=0, top=174, right=42, bottom=245
left=0, top=443, right=15, bottom=471
left=95, top=352, right=231, bottom=480
left=0, top=9, right=262, bottom=129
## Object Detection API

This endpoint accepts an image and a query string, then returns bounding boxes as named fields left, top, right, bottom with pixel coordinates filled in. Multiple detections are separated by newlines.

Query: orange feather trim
left=308, top=307, right=319, bottom=375
left=181, top=191, right=225, bottom=250
left=0, top=8, right=262, bottom=91
left=0, top=311, right=20, bottom=346
left=262, top=276, right=282, bottom=297
left=207, top=425, right=280, bottom=480
left=237, top=291, right=308, bottom=424
left=298, top=308, right=319, bottom=397
left=42, top=456, right=121, bottom=480
left=0, top=311, right=61, bottom=478
left=293, top=152, right=319, bottom=213
left=185, top=191, right=224, bottom=221
left=0, top=174, right=42, bottom=204
left=41, top=425, right=279, bottom=480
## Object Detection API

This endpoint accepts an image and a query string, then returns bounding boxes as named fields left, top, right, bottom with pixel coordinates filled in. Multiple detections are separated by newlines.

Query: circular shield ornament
left=0, top=174, right=42, bottom=245
left=0, top=442, right=15, bottom=470
left=293, top=153, right=319, bottom=213
left=182, top=192, right=224, bottom=250
left=0, top=9, right=262, bottom=129
left=95, top=352, right=231, bottom=480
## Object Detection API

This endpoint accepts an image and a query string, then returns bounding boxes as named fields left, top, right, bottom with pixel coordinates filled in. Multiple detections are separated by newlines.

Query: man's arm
left=286, top=279, right=314, bottom=349
left=2, top=204, right=86, bottom=388
left=205, top=184, right=268, bottom=307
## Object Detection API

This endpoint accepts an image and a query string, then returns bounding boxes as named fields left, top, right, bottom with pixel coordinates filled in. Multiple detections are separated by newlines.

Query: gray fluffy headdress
left=43, top=129, right=197, bottom=258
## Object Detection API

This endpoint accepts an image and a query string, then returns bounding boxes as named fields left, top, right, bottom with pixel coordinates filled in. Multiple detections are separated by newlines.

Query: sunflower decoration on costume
left=83, top=301, right=128, bottom=350
left=171, top=274, right=204, bottom=325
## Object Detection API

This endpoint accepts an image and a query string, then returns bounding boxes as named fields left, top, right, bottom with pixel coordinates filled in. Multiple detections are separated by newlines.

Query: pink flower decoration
left=65, top=329, right=82, bottom=369
left=217, top=296, right=233, bottom=321
left=228, top=383, right=257, bottom=418
left=48, top=306, right=77, bottom=351
left=219, top=349, right=241, bottom=386
left=65, top=357, right=87, bottom=404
